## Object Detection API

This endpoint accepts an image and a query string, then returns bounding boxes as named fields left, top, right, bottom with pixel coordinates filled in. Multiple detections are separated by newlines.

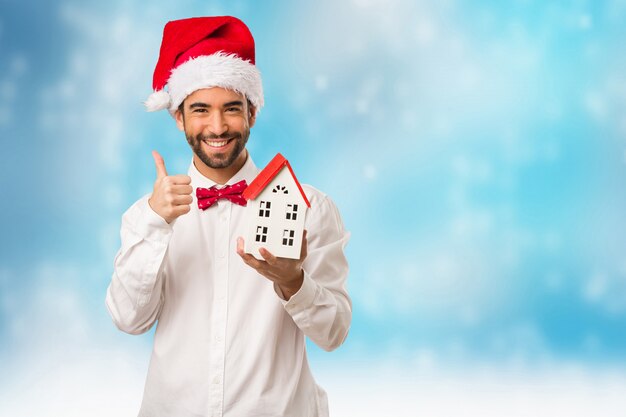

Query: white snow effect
left=3, top=343, right=625, bottom=417
left=318, top=364, right=626, bottom=417
left=0, top=54, right=26, bottom=126
left=314, top=75, right=329, bottom=91
left=581, top=268, right=626, bottom=315
left=0, top=262, right=150, bottom=417
left=362, top=164, right=377, bottom=180
left=578, top=14, right=593, bottom=30
left=4, top=262, right=620, bottom=417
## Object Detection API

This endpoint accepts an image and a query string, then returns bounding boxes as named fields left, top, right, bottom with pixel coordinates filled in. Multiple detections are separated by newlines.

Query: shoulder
left=301, top=183, right=337, bottom=216
left=301, top=183, right=328, bottom=206
left=301, top=184, right=344, bottom=230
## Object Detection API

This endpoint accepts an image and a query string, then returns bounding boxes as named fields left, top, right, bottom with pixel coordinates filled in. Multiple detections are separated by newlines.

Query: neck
left=193, top=149, right=248, bottom=185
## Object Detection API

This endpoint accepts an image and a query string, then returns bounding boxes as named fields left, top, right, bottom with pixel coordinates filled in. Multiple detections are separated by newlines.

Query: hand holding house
left=243, top=153, right=311, bottom=259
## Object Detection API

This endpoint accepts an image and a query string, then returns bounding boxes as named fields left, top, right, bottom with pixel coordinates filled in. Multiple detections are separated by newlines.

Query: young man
left=105, top=16, right=351, bottom=417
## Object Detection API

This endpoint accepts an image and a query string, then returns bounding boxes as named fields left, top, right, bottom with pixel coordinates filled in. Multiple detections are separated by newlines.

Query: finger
left=240, top=252, right=266, bottom=270
left=152, top=150, right=168, bottom=179
left=236, top=237, right=255, bottom=261
left=259, top=247, right=277, bottom=266
left=170, top=184, right=193, bottom=195
left=172, top=204, right=191, bottom=217
left=172, top=194, right=193, bottom=205
left=237, top=238, right=267, bottom=269
left=300, top=229, right=308, bottom=261
left=169, top=174, right=192, bottom=185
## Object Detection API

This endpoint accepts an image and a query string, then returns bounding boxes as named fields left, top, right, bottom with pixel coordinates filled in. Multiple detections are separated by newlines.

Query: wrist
left=279, top=269, right=304, bottom=300
left=148, top=196, right=172, bottom=224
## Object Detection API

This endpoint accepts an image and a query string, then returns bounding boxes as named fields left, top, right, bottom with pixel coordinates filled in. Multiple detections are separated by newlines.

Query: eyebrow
left=189, top=102, right=209, bottom=109
left=188, top=100, right=244, bottom=109
left=223, top=100, right=244, bottom=108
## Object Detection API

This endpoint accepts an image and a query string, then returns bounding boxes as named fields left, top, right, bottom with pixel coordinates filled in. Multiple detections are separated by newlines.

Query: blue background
left=1, top=0, right=625, bottom=415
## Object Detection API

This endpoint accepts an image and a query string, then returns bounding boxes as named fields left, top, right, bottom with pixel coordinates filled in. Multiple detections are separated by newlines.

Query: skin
left=236, top=232, right=306, bottom=301
left=148, top=87, right=304, bottom=300
left=174, top=87, right=255, bottom=185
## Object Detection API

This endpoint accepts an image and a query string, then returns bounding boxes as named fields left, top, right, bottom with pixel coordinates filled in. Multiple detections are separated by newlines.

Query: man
left=105, top=16, right=351, bottom=417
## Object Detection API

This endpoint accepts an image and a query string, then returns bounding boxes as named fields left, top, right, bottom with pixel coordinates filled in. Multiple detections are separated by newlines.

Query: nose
left=205, top=111, right=228, bottom=136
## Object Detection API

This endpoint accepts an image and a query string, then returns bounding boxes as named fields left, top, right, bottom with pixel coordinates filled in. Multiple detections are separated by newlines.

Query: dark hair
left=177, top=96, right=255, bottom=117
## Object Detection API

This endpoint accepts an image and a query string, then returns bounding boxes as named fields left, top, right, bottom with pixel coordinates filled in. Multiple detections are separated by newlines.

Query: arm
left=105, top=196, right=171, bottom=335
left=106, top=151, right=192, bottom=335
left=284, top=195, right=351, bottom=351
left=237, top=194, right=351, bottom=351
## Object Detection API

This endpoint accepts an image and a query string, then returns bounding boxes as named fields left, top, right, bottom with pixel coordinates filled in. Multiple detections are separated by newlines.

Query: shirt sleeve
left=279, top=193, right=352, bottom=352
left=105, top=195, right=172, bottom=335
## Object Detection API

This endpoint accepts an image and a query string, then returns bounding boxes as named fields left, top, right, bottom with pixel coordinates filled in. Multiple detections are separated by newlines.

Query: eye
left=226, top=106, right=242, bottom=113
left=192, top=108, right=208, bottom=113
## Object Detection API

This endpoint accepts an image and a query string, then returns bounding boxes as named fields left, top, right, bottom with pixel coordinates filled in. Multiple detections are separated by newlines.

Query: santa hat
left=144, top=16, right=264, bottom=115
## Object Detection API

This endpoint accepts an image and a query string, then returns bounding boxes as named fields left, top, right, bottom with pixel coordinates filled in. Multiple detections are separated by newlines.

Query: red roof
left=243, top=153, right=311, bottom=207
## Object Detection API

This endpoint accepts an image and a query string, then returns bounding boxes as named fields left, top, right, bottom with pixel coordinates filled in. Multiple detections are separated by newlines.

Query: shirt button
left=213, top=377, right=221, bottom=385
left=220, top=216, right=227, bottom=222
left=215, top=335, right=223, bottom=342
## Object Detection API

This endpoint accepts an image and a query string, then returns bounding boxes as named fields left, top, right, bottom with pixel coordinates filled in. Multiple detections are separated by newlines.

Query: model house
left=243, top=153, right=310, bottom=259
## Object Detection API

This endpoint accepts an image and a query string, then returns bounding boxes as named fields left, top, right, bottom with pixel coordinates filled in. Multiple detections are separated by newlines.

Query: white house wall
left=244, top=166, right=308, bottom=260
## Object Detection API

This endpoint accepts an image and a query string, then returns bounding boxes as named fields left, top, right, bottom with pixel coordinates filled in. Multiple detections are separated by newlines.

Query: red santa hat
left=144, top=16, right=264, bottom=114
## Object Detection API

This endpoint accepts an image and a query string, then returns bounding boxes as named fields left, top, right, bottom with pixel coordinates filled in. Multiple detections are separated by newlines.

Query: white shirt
left=106, top=155, right=351, bottom=417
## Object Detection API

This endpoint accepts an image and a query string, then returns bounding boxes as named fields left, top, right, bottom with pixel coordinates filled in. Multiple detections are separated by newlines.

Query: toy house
left=243, top=153, right=310, bottom=260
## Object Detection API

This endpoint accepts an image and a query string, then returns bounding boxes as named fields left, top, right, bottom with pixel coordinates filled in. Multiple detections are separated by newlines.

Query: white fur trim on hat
left=144, top=89, right=172, bottom=112
left=160, top=52, right=264, bottom=115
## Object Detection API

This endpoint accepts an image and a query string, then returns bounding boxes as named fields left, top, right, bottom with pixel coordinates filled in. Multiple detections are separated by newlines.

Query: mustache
left=198, top=132, right=241, bottom=141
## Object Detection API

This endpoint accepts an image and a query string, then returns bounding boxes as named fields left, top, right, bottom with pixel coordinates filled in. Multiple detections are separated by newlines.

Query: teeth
left=205, top=140, right=228, bottom=147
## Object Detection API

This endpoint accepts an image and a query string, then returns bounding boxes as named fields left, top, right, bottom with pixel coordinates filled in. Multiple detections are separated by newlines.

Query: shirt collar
left=187, top=153, right=259, bottom=189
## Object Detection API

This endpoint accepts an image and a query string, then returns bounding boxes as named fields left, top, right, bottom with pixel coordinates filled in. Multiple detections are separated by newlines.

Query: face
left=175, top=87, right=256, bottom=173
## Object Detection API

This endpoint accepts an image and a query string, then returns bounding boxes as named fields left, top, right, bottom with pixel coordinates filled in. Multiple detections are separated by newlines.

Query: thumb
left=152, top=150, right=168, bottom=179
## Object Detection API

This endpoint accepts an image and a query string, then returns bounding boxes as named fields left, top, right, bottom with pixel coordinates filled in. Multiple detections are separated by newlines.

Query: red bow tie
left=196, top=180, right=248, bottom=210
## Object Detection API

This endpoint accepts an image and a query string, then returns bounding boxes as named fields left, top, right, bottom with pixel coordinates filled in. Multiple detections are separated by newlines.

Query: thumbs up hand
left=148, top=150, right=193, bottom=223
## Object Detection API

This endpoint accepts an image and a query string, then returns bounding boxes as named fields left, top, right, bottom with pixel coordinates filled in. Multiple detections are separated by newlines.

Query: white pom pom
left=144, top=90, right=171, bottom=112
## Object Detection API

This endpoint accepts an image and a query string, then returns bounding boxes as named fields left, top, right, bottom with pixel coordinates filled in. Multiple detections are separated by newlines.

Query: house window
left=282, top=229, right=295, bottom=246
left=272, top=185, right=288, bottom=194
left=286, top=204, right=298, bottom=220
left=258, top=201, right=271, bottom=217
left=255, top=226, right=268, bottom=243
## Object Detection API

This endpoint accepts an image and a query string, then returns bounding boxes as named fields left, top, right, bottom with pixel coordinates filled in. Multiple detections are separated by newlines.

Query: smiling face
left=175, top=87, right=256, bottom=183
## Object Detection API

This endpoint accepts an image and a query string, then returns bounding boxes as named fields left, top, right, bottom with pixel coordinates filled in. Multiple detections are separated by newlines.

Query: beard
left=186, top=128, right=249, bottom=169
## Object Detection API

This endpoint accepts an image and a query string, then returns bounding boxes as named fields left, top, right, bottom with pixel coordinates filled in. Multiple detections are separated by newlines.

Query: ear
left=248, top=104, right=257, bottom=128
left=174, top=107, right=185, bottom=132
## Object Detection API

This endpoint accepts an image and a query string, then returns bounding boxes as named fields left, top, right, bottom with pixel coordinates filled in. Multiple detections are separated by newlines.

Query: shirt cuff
left=133, top=196, right=173, bottom=241
left=280, top=270, right=318, bottom=314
